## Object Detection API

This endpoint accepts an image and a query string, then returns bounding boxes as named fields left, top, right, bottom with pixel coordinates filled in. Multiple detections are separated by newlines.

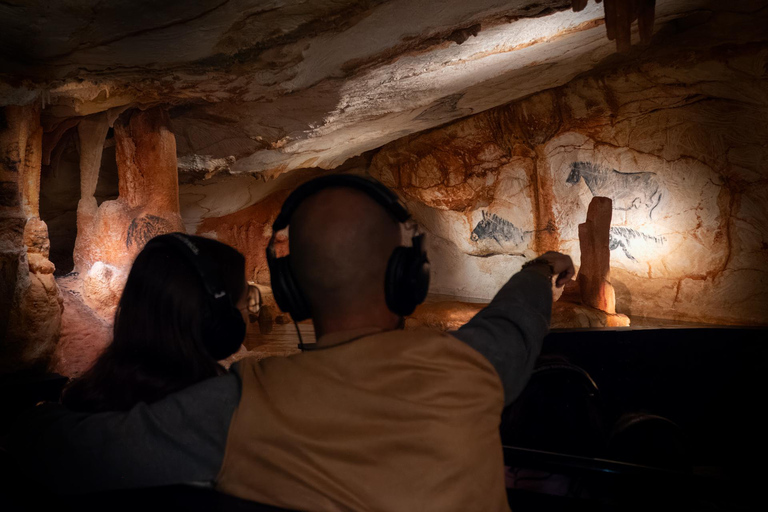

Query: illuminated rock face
left=0, top=105, right=63, bottom=373
left=553, top=196, right=630, bottom=328
left=577, top=197, right=616, bottom=314
left=73, top=108, right=185, bottom=321
left=49, top=107, right=185, bottom=376
left=0, top=1, right=766, bottom=378
left=197, top=190, right=290, bottom=287
left=3, top=1, right=761, bottom=179
left=371, top=47, right=768, bottom=325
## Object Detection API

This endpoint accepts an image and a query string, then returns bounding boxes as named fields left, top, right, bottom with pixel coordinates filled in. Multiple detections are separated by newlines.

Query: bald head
left=289, top=187, right=402, bottom=329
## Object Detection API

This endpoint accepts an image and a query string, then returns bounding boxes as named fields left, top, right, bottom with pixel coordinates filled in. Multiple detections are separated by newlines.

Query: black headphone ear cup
left=269, top=255, right=312, bottom=322
left=386, top=246, right=430, bottom=317
left=203, top=305, right=246, bottom=360
left=385, top=247, right=406, bottom=315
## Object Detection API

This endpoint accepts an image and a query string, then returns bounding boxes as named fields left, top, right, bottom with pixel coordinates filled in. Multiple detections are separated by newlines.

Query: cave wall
left=184, top=43, right=768, bottom=328
left=0, top=105, right=63, bottom=373
left=49, top=107, right=186, bottom=377
left=366, top=45, right=768, bottom=325
left=70, top=107, right=185, bottom=321
left=2, top=2, right=766, bottom=381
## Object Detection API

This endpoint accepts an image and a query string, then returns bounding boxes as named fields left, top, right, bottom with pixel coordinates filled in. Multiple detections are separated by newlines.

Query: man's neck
left=313, top=312, right=402, bottom=343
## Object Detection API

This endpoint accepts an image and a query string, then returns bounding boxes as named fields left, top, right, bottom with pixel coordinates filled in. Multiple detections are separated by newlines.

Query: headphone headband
left=272, top=174, right=411, bottom=232
left=148, top=233, right=230, bottom=302
left=145, top=232, right=245, bottom=360
left=267, top=174, right=430, bottom=323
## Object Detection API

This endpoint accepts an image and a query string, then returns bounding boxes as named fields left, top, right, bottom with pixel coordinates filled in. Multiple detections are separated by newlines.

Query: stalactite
left=575, top=0, right=656, bottom=52
left=72, top=112, right=110, bottom=273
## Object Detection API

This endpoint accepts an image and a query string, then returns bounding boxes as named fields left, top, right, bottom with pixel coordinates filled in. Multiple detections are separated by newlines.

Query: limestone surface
left=1, top=0, right=767, bottom=379
left=1, top=105, right=63, bottom=373
left=577, top=197, right=617, bottom=314
left=370, top=43, right=768, bottom=326
left=3, top=1, right=756, bottom=181
left=71, top=108, right=185, bottom=319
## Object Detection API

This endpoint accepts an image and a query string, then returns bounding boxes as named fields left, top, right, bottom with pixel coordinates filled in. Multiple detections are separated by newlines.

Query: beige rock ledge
left=404, top=298, right=631, bottom=331
left=3, top=0, right=752, bottom=181
left=551, top=301, right=631, bottom=329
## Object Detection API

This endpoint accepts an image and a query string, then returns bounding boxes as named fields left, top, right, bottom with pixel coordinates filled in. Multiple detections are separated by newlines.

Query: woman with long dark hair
left=62, top=233, right=251, bottom=412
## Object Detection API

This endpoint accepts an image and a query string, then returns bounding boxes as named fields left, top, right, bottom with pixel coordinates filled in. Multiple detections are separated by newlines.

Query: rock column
left=71, top=112, right=111, bottom=273
left=72, top=107, right=184, bottom=320
left=577, top=196, right=616, bottom=314
left=0, top=104, right=63, bottom=373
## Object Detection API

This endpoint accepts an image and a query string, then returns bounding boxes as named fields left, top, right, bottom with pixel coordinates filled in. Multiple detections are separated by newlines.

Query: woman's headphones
left=145, top=233, right=245, bottom=360
left=267, top=174, right=430, bottom=322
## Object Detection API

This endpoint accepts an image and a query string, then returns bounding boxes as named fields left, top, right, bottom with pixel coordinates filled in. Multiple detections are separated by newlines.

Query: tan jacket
left=216, top=328, right=509, bottom=511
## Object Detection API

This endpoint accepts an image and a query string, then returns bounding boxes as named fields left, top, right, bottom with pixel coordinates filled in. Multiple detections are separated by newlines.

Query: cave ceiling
left=1, top=0, right=764, bottom=180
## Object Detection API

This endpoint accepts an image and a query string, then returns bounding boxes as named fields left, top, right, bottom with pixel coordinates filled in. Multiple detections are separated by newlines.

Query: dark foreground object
left=2, top=326, right=766, bottom=511
left=503, top=326, right=768, bottom=511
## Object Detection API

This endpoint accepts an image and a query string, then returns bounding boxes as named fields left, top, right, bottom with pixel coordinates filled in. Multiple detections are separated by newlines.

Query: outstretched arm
left=3, top=371, right=241, bottom=494
left=452, top=252, right=574, bottom=406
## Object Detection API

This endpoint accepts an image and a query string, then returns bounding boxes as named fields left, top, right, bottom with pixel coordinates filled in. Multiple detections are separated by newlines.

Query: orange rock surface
left=577, top=197, right=616, bottom=314
left=368, top=46, right=768, bottom=326
left=198, top=189, right=290, bottom=286
left=406, top=301, right=486, bottom=331
left=74, top=108, right=184, bottom=275
left=70, top=107, right=184, bottom=321
left=551, top=301, right=630, bottom=329
left=52, top=108, right=186, bottom=375
left=1, top=105, right=63, bottom=373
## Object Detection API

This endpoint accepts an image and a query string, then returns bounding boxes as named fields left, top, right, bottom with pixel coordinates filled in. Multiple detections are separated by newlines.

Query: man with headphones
left=7, top=174, right=574, bottom=511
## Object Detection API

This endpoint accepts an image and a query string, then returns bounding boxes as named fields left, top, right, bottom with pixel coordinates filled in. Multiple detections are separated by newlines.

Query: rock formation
left=72, top=107, right=185, bottom=321
left=406, top=301, right=486, bottom=332
left=1, top=1, right=767, bottom=377
left=552, top=197, right=630, bottom=328
left=4, top=2, right=763, bottom=179
left=1, top=104, right=63, bottom=373
left=48, top=107, right=186, bottom=376
left=368, top=42, right=768, bottom=326
left=577, top=197, right=617, bottom=314
left=197, top=190, right=291, bottom=287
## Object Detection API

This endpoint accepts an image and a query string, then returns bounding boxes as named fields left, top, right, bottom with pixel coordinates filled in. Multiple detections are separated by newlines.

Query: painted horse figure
left=567, top=162, right=663, bottom=219
left=471, top=211, right=532, bottom=246
left=608, top=226, right=667, bottom=262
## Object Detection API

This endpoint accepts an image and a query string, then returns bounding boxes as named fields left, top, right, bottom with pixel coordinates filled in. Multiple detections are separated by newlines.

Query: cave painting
left=470, top=211, right=556, bottom=247
left=126, top=214, right=176, bottom=249
left=566, top=162, right=663, bottom=219
left=471, top=211, right=532, bottom=246
left=609, top=226, right=666, bottom=262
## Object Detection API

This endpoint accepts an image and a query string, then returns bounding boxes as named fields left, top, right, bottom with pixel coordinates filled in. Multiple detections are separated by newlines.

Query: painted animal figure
left=470, top=211, right=532, bottom=246
left=567, top=162, right=663, bottom=219
left=126, top=214, right=175, bottom=249
left=608, top=226, right=666, bottom=262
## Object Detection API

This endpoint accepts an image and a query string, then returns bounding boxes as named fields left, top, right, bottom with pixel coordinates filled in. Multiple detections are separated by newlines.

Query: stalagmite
left=577, top=197, right=616, bottom=313
left=53, top=107, right=185, bottom=376
left=551, top=196, right=629, bottom=328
